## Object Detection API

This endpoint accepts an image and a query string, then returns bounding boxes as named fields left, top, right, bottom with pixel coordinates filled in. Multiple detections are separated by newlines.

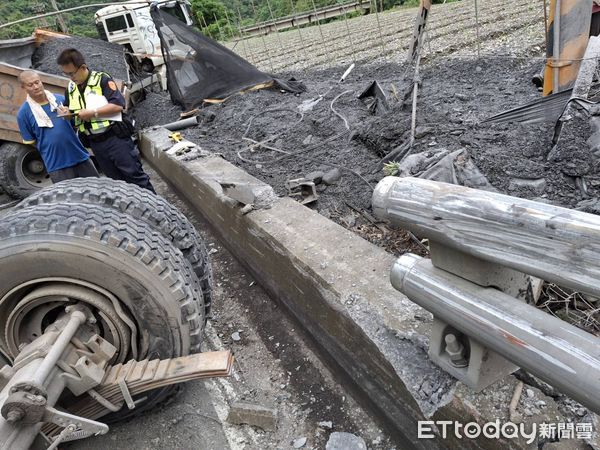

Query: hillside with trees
left=0, top=0, right=111, bottom=39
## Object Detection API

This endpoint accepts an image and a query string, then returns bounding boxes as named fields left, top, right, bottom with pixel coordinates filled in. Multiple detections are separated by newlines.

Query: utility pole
left=406, top=0, right=431, bottom=63
left=30, top=3, right=49, bottom=28
left=49, top=0, right=69, bottom=33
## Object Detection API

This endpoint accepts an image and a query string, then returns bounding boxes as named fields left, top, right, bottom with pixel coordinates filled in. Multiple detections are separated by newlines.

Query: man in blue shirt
left=16, top=70, right=98, bottom=182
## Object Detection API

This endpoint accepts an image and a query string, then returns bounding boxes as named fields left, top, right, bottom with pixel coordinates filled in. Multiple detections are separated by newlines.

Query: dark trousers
left=591, top=12, right=600, bottom=37
left=49, top=158, right=99, bottom=183
left=90, top=135, right=155, bottom=193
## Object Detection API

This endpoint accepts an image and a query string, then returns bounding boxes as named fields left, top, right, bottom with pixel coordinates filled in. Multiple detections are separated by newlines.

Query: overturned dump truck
left=0, top=177, right=224, bottom=449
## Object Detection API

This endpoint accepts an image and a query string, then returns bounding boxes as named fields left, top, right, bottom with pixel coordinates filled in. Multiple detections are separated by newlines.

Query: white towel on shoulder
left=26, top=90, right=59, bottom=128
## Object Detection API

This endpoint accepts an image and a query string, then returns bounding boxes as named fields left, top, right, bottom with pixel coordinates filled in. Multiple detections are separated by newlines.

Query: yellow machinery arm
left=543, top=0, right=593, bottom=95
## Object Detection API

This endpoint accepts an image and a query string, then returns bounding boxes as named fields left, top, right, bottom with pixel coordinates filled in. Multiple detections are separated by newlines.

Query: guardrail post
left=372, top=176, right=600, bottom=411
left=427, top=242, right=542, bottom=390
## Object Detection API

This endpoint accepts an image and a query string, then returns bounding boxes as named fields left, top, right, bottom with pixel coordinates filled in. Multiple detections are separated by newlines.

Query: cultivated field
left=224, top=0, right=547, bottom=73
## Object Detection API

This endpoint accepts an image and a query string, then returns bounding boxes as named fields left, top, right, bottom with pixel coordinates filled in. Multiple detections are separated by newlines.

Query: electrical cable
left=237, top=129, right=349, bottom=165
left=242, top=108, right=304, bottom=148
left=237, top=74, right=374, bottom=190
left=240, top=137, right=374, bottom=190
left=330, top=90, right=353, bottom=130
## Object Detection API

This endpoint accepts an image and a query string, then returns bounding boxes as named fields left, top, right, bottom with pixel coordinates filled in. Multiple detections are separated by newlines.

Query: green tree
left=0, top=0, right=112, bottom=39
left=190, top=0, right=235, bottom=40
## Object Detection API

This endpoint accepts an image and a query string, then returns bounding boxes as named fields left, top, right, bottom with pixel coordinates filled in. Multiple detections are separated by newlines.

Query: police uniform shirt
left=63, top=73, right=126, bottom=115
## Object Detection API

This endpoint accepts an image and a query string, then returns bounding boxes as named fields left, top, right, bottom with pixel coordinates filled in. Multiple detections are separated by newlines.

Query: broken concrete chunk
left=303, top=135, right=315, bottom=145
left=322, top=168, right=342, bottom=185
left=414, top=125, right=434, bottom=139
left=526, top=388, right=535, bottom=398
left=325, top=432, right=367, bottom=450
left=219, top=181, right=276, bottom=210
left=318, top=420, right=333, bottom=429
left=226, top=401, right=278, bottom=431
left=292, top=437, right=307, bottom=448
left=231, top=332, right=241, bottom=341
left=341, top=214, right=356, bottom=227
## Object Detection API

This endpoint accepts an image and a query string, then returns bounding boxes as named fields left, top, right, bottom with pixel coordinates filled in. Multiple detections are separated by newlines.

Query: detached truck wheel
left=0, top=142, right=52, bottom=199
left=0, top=202, right=206, bottom=419
left=19, top=178, right=214, bottom=319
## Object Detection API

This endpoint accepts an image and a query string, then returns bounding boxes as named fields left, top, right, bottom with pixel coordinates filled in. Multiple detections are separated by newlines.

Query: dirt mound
left=32, top=35, right=129, bottom=82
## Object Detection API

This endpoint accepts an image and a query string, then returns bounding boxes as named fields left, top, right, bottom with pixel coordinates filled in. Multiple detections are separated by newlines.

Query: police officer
left=57, top=48, right=155, bottom=192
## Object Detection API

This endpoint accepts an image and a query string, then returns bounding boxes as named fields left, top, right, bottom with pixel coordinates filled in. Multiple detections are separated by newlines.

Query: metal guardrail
left=372, top=176, right=600, bottom=414
left=240, top=0, right=371, bottom=37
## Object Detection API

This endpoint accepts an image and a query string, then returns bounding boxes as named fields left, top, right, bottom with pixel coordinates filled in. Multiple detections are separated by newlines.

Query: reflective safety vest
left=67, top=71, right=112, bottom=135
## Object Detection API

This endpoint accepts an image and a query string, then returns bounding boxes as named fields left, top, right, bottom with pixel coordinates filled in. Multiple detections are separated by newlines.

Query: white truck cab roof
left=94, top=0, right=192, bottom=74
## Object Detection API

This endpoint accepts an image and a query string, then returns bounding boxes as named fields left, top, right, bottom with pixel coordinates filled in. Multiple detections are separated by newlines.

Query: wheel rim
left=19, top=151, right=52, bottom=188
left=0, top=278, right=138, bottom=364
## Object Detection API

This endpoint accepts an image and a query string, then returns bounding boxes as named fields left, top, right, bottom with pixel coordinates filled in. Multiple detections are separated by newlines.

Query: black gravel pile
left=32, top=36, right=129, bottom=82
left=136, top=57, right=598, bottom=210
left=131, top=57, right=600, bottom=258
left=133, top=91, right=180, bottom=129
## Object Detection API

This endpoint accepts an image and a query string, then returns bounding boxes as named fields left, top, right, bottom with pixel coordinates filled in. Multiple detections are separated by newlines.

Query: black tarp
left=150, top=7, right=305, bottom=110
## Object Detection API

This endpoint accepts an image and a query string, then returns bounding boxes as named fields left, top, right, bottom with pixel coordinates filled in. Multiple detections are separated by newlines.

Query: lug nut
left=6, top=409, right=24, bottom=423
left=444, top=333, right=469, bottom=368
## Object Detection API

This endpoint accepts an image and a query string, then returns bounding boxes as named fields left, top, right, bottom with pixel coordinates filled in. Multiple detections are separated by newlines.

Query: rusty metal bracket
left=43, top=406, right=108, bottom=439
left=43, top=351, right=234, bottom=437
left=285, top=178, right=318, bottom=205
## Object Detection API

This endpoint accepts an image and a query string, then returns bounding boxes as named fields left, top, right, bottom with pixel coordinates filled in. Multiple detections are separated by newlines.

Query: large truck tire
left=18, top=177, right=214, bottom=320
left=0, top=142, right=52, bottom=199
left=0, top=203, right=206, bottom=417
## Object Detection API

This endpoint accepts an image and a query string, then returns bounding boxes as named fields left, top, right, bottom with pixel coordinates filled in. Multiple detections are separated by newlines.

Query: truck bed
left=0, top=36, right=36, bottom=68
left=0, top=62, right=69, bottom=144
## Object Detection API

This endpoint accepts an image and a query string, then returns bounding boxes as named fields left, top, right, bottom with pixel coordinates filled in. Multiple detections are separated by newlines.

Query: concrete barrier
left=139, top=127, right=598, bottom=449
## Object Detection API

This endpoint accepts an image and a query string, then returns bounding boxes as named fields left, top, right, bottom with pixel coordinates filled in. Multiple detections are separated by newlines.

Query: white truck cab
left=94, top=0, right=193, bottom=74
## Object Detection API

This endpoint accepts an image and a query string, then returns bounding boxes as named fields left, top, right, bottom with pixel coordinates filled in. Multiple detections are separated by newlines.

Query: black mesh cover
left=151, top=7, right=305, bottom=110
